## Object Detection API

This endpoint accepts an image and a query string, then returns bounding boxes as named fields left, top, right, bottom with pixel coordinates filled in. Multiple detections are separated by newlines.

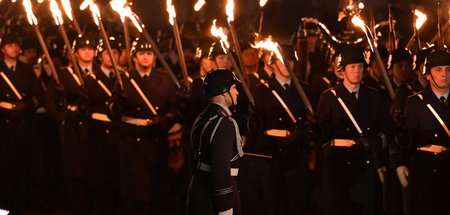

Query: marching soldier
left=0, top=33, right=42, bottom=212
left=108, top=37, right=180, bottom=214
left=362, top=46, right=390, bottom=103
left=57, top=35, right=99, bottom=214
left=316, top=48, right=395, bottom=215
left=187, top=69, right=243, bottom=215
left=249, top=45, right=316, bottom=215
left=392, top=50, right=450, bottom=215
left=83, top=37, right=121, bottom=214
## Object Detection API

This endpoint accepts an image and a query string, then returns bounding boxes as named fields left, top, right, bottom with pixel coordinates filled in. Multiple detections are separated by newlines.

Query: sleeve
left=316, top=91, right=333, bottom=144
left=209, top=117, right=235, bottom=213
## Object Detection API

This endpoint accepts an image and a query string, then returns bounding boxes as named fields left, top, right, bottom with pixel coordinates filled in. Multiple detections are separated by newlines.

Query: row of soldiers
left=0, top=21, right=448, bottom=215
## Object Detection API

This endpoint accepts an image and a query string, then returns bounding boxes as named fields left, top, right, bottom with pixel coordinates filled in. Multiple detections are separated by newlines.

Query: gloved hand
left=10, top=101, right=27, bottom=117
left=305, top=114, right=321, bottom=142
left=148, top=112, right=179, bottom=131
left=396, top=165, right=409, bottom=187
left=359, top=131, right=383, bottom=154
left=77, top=98, right=91, bottom=118
left=54, top=84, right=67, bottom=112
left=107, top=89, right=127, bottom=120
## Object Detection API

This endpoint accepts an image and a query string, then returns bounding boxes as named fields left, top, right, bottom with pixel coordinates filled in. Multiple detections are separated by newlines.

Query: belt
left=121, top=116, right=153, bottom=126
left=417, top=144, right=447, bottom=154
left=264, top=129, right=291, bottom=137
left=0, top=101, right=14, bottom=110
left=91, top=112, right=112, bottom=122
left=198, top=162, right=239, bottom=176
left=331, top=139, right=356, bottom=147
left=67, top=105, right=78, bottom=112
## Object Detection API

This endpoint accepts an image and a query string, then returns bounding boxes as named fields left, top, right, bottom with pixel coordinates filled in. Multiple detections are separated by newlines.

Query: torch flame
left=60, top=0, right=74, bottom=21
left=50, top=0, right=64, bottom=25
left=251, top=35, right=284, bottom=64
left=194, top=0, right=205, bottom=11
left=37, top=0, right=44, bottom=3
left=80, top=0, right=100, bottom=26
left=358, top=2, right=364, bottom=9
left=166, top=0, right=176, bottom=26
left=12, top=0, right=16, bottom=2
left=226, top=0, right=234, bottom=22
left=23, top=0, right=38, bottom=25
left=259, top=0, right=268, bottom=7
left=210, top=19, right=230, bottom=53
left=414, top=9, right=427, bottom=30
left=351, top=15, right=365, bottom=29
left=110, top=0, right=143, bottom=32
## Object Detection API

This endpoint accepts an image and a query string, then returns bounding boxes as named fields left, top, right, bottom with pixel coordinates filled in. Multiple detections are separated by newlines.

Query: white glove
left=396, top=165, right=409, bottom=187
left=218, top=208, right=233, bottom=215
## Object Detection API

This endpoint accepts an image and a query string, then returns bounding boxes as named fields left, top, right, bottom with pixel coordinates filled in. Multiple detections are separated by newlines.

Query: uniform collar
left=210, top=102, right=232, bottom=116
left=431, top=88, right=449, bottom=100
left=275, top=76, right=291, bottom=88
left=100, top=65, right=113, bottom=78
left=4, top=60, right=16, bottom=71
left=80, top=63, right=93, bottom=74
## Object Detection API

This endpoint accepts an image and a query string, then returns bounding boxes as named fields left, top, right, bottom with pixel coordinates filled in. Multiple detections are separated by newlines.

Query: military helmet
left=0, top=33, right=21, bottom=47
left=203, top=69, right=241, bottom=97
left=387, top=49, right=413, bottom=70
left=337, top=47, right=368, bottom=71
left=208, top=42, right=227, bottom=60
left=268, top=44, right=297, bottom=64
left=369, top=46, right=389, bottom=64
left=96, top=37, right=120, bottom=57
left=196, top=38, right=214, bottom=62
left=130, top=37, right=153, bottom=57
left=413, top=48, right=433, bottom=71
left=72, top=35, right=97, bottom=52
left=423, top=50, right=450, bottom=75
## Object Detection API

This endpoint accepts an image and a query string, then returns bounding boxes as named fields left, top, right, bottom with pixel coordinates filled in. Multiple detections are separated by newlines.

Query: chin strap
left=227, top=91, right=235, bottom=107
left=430, top=73, right=447, bottom=89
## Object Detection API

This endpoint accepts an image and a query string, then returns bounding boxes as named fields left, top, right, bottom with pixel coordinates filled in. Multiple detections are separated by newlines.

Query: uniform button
left=433, top=169, right=437, bottom=173
left=22, top=93, right=26, bottom=96
left=367, top=127, right=371, bottom=131
left=137, top=138, right=141, bottom=142
left=434, top=133, right=438, bottom=138
left=298, top=117, right=301, bottom=120
left=278, top=117, right=282, bottom=121
left=105, top=101, right=109, bottom=105
left=105, top=130, right=110, bottom=134
left=78, top=121, right=83, bottom=125
left=366, top=160, right=370, bottom=164
left=346, top=128, right=350, bottom=131
left=6, top=93, right=9, bottom=97
left=347, top=161, right=350, bottom=165
left=279, top=149, right=282, bottom=152
left=61, top=120, right=65, bottom=125
left=5, top=119, right=9, bottom=124
left=155, top=106, right=159, bottom=110
left=137, top=107, right=141, bottom=111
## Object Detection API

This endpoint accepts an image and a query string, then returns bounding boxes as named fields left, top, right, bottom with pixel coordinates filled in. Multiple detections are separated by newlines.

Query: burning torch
left=406, top=9, right=427, bottom=50
left=23, top=0, right=60, bottom=85
left=166, top=0, right=190, bottom=89
left=110, top=0, right=134, bottom=68
left=80, top=0, right=122, bottom=88
left=60, top=0, right=82, bottom=35
left=258, top=0, right=268, bottom=33
left=211, top=20, right=255, bottom=106
left=352, top=15, right=395, bottom=99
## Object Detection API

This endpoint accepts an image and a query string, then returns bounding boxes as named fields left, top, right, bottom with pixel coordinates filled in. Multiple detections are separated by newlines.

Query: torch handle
left=405, top=32, right=417, bottom=50
left=98, top=19, right=123, bottom=90
left=142, top=30, right=181, bottom=89
left=123, top=19, right=133, bottom=68
left=34, top=25, right=61, bottom=85
left=225, top=46, right=255, bottom=106
left=258, top=10, right=264, bottom=34
left=278, top=46, right=313, bottom=114
left=58, top=25, right=84, bottom=86
left=228, top=21, right=250, bottom=84
left=72, top=15, right=83, bottom=36
left=172, top=19, right=190, bottom=90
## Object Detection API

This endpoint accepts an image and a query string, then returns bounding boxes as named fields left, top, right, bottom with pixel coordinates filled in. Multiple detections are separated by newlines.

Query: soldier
left=209, top=41, right=231, bottom=70
left=83, top=37, right=121, bottom=214
left=362, top=46, right=390, bottom=103
left=389, top=49, right=415, bottom=114
left=57, top=35, right=98, bottom=214
left=108, top=37, right=180, bottom=214
left=393, top=50, right=450, bottom=215
left=187, top=69, right=243, bottom=215
left=410, top=48, right=432, bottom=92
left=249, top=45, right=316, bottom=215
left=0, top=33, right=41, bottom=212
left=309, top=52, right=343, bottom=98
left=316, top=48, right=395, bottom=215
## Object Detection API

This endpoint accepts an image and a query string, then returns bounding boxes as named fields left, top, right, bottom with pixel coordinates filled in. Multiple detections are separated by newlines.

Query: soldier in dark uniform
left=83, top=37, right=121, bottom=215
left=362, top=46, right=390, bottom=103
left=249, top=45, right=316, bottom=215
left=392, top=50, right=450, bottom=215
left=316, top=48, right=395, bottom=215
left=108, top=37, right=180, bottom=214
left=57, top=35, right=98, bottom=214
left=410, top=48, right=431, bottom=92
left=309, top=52, right=343, bottom=98
left=0, top=33, right=41, bottom=212
left=389, top=49, right=415, bottom=114
left=187, top=69, right=243, bottom=215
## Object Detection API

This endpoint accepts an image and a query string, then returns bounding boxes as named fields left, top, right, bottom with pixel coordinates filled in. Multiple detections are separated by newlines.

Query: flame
left=110, top=0, right=143, bottom=32
left=351, top=15, right=365, bottom=29
left=414, top=9, right=427, bottom=30
left=259, top=0, right=267, bottom=7
left=251, top=35, right=284, bottom=64
left=358, top=2, right=364, bottom=9
left=210, top=19, right=230, bottom=53
left=194, top=0, right=205, bottom=11
left=37, top=0, right=44, bottom=3
left=12, top=0, right=16, bottom=2
left=80, top=0, right=100, bottom=26
left=166, top=0, right=176, bottom=26
left=50, top=0, right=64, bottom=25
left=60, top=0, right=73, bottom=21
left=226, top=0, right=234, bottom=22
left=23, top=0, right=38, bottom=25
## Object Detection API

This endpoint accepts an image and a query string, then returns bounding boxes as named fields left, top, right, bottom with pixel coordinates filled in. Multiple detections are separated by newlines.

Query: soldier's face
left=200, top=57, right=213, bottom=76
left=392, top=61, right=412, bottom=84
left=119, top=49, right=128, bottom=66
left=242, top=48, right=259, bottom=68
left=100, top=49, right=120, bottom=68
left=225, top=84, right=239, bottom=106
left=76, top=47, right=95, bottom=63
left=134, top=51, right=156, bottom=68
left=272, top=59, right=292, bottom=78
left=1, top=43, right=20, bottom=59
left=427, top=65, right=450, bottom=89
left=214, top=55, right=231, bottom=69
left=343, top=63, right=364, bottom=84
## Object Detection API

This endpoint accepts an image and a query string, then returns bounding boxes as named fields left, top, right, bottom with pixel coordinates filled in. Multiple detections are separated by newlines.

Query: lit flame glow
left=12, top=0, right=17, bottom=3
left=210, top=19, right=230, bottom=53
left=352, top=15, right=376, bottom=51
left=358, top=2, right=364, bottom=9
left=251, top=35, right=284, bottom=64
left=60, top=0, right=74, bottom=21
left=110, top=0, right=143, bottom=32
left=166, top=0, right=176, bottom=26
left=80, top=0, right=100, bottom=26
left=226, top=0, right=234, bottom=22
left=194, top=0, right=205, bottom=11
left=23, top=0, right=38, bottom=25
left=50, top=0, right=64, bottom=25
left=37, top=0, right=44, bottom=3
left=414, top=9, right=427, bottom=30
left=259, top=0, right=268, bottom=7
